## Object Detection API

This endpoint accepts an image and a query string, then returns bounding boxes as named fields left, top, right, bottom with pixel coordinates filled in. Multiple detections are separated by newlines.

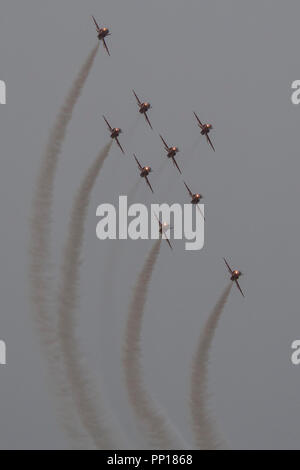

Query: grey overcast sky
left=0, top=0, right=300, bottom=449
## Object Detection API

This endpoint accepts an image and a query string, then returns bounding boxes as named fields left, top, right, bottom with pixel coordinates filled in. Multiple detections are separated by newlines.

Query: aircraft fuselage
left=191, top=195, right=202, bottom=204
left=98, top=28, right=109, bottom=40
left=201, top=125, right=212, bottom=136
left=140, top=167, right=151, bottom=177
left=231, top=270, right=242, bottom=281
left=139, top=102, right=151, bottom=114
left=111, top=128, right=121, bottom=139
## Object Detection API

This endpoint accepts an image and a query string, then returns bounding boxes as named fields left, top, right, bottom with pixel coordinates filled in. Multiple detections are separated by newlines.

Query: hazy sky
left=0, top=0, right=300, bottom=449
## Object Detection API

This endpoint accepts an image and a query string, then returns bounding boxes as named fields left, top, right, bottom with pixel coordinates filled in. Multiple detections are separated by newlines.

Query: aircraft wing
left=154, top=213, right=164, bottom=234
left=184, top=181, right=193, bottom=198
left=133, top=154, right=143, bottom=170
left=133, top=90, right=141, bottom=106
left=103, top=115, right=112, bottom=131
left=154, top=213, right=172, bottom=249
left=144, top=112, right=153, bottom=130
left=223, top=258, right=233, bottom=274
left=145, top=176, right=154, bottom=193
left=196, top=203, right=205, bottom=221
left=115, top=137, right=125, bottom=154
left=92, top=16, right=101, bottom=32
left=206, top=134, right=215, bottom=152
left=172, top=156, right=182, bottom=175
left=162, top=232, right=173, bottom=250
left=160, top=135, right=169, bottom=150
left=235, top=279, right=245, bottom=297
left=154, top=213, right=161, bottom=227
left=194, top=111, right=203, bottom=128
left=102, top=38, right=110, bottom=56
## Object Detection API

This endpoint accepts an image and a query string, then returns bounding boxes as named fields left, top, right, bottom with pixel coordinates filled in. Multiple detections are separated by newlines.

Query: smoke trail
left=29, top=44, right=99, bottom=448
left=123, top=240, right=186, bottom=449
left=190, top=282, right=232, bottom=449
left=56, top=141, right=124, bottom=450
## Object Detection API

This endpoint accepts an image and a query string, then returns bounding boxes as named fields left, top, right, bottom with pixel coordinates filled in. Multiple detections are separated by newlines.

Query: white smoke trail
left=29, top=44, right=99, bottom=448
left=190, top=282, right=233, bottom=449
left=123, top=240, right=186, bottom=449
left=57, top=141, right=125, bottom=450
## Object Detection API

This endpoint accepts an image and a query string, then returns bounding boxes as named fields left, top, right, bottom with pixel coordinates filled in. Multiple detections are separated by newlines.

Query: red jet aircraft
left=154, top=214, right=173, bottom=250
left=160, top=135, right=182, bottom=174
left=133, top=90, right=153, bottom=129
left=223, top=258, right=244, bottom=297
left=183, top=181, right=205, bottom=220
left=103, top=116, right=125, bottom=154
left=133, top=154, right=154, bottom=193
left=194, top=112, right=215, bottom=151
left=92, top=16, right=111, bottom=56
